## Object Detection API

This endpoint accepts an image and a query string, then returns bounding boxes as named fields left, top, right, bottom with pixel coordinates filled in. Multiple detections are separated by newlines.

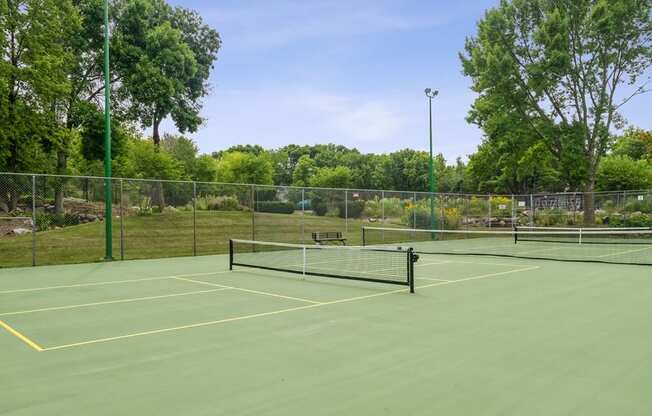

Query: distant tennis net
left=230, top=239, right=416, bottom=292
left=362, top=227, right=652, bottom=266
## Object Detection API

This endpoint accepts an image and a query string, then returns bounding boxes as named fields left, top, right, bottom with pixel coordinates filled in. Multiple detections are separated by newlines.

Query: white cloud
left=199, top=0, right=454, bottom=50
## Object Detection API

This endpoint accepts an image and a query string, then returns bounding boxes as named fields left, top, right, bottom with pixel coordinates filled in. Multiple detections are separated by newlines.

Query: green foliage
left=460, top=0, right=652, bottom=198
left=73, top=102, right=128, bottom=162
left=610, top=213, right=652, bottom=228
left=338, top=201, right=365, bottom=219
left=291, top=155, right=316, bottom=187
left=596, top=156, right=652, bottom=191
left=116, top=138, right=184, bottom=180
left=612, top=128, right=652, bottom=161
left=113, top=0, right=220, bottom=142
left=625, top=197, right=652, bottom=214
left=205, top=196, right=243, bottom=211
left=256, top=201, right=295, bottom=214
left=309, top=166, right=352, bottom=189
left=215, top=151, right=273, bottom=185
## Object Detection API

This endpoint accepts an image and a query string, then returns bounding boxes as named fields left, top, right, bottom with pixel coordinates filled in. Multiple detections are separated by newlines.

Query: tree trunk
left=150, top=118, right=165, bottom=208
left=54, top=150, right=67, bottom=216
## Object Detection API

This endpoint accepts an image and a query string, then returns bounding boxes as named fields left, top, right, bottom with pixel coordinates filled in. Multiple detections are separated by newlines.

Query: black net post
left=408, top=247, right=415, bottom=293
left=362, top=227, right=366, bottom=246
left=229, top=239, right=234, bottom=270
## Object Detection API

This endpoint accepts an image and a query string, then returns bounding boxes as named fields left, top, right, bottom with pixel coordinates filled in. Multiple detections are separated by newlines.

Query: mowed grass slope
left=0, top=211, right=372, bottom=268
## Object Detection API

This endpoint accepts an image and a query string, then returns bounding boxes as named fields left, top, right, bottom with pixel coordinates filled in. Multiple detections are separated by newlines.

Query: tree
left=291, top=155, right=316, bottom=187
left=0, top=0, right=80, bottom=211
left=113, top=0, right=220, bottom=146
left=381, top=149, right=429, bottom=191
left=612, top=128, right=652, bottom=160
left=461, top=0, right=652, bottom=224
left=215, top=151, right=273, bottom=185
left=193, top=154, right=218, bottom=182
left=596, top=156, right=652, bottom=191
left=309, top=166, right=353, bottom=189
left=115, top=137, right=183, bottom=180
left=161, top=134, right=198, bottom=177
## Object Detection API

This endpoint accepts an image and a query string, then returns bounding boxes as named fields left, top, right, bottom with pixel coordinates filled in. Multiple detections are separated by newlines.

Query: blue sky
left=163, top=0, right=652, bottom=162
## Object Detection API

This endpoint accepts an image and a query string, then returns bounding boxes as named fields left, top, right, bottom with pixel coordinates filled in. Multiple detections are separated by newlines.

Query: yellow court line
left=42, top=264, right=539, bottom=352
left=0, top=319, right=44, bottom=352
left=0, top=271, right=230, bottom=295
left=172, top=276, right=322, bottom=304
left=0, top=288, right=231, bottom=317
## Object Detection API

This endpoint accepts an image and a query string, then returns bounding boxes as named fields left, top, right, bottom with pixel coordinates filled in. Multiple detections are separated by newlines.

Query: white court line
left=173, top=276, right=322, bottom=304
left=418, top=277, right=453, bottom=282
left=0, top=288, right=231, bottom=317
left=593, top=245, right=652, bottom=259
left=0, top=271, right=231, bottom=295
left=42, top=264, right=540, bottom=351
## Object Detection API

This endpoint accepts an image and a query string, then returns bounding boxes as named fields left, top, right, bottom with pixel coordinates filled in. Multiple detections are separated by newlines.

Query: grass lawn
left=0, top=211, right=376, bottom=268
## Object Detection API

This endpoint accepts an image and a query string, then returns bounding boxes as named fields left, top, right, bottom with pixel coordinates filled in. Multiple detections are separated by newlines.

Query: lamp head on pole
left=424, top=88, right=439, bottom=98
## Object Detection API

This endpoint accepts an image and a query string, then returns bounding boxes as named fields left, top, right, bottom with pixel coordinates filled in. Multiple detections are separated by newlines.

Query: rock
left=12, top=228, right=31, bottom=235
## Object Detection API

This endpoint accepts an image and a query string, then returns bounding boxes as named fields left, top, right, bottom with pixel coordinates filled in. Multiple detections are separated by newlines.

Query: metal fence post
left=31, top=175, right=36, bottom=266
left=344, top=189, right=348, bottom=234
left=529, top=194, right=534, bottom=226
left=440, top=194, right=445, bottom=229
left=192, top=181, right=197, bottom=256
left=120, top=179, right=125, bottom=260
left=251, top=184, right=256, bottom=241
left=301, top=187, right=305, bottom=244
left=488, top=194, right=492, bottom=228
left=511, top=194, right=515, bottom=227
left=412, top=192, right=417, bottom=232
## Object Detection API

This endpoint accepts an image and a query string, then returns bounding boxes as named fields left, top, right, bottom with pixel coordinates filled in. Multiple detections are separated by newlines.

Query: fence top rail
left=1, top=171, right=651, bottom=199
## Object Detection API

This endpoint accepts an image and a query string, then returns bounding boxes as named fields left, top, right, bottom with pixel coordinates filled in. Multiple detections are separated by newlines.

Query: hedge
left=256, top=201, right=295, bottom=214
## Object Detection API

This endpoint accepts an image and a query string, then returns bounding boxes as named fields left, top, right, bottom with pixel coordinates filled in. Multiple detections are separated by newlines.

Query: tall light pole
left=425, top=88, right=438, bottom=230
left=103, top=0, right=113, bottom=260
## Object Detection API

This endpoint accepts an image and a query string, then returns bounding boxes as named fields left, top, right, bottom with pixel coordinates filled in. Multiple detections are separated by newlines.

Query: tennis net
left=229, top=239, right=416, bottom=292
left=362, top=227, right=652, bottom=266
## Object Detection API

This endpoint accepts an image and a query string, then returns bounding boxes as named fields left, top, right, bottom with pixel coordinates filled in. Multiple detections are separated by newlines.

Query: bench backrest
left=312, top=231, right=343, bottom=240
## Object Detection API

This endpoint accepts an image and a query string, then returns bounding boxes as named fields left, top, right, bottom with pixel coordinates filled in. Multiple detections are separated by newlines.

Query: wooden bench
left=312, top=231, right=347, bottom=245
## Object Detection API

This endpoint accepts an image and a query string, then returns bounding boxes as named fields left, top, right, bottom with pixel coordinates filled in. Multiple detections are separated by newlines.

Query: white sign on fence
left=639, top=195, right=645, bottom=201
left=518, top=201, right=526, bottom=207
left=499, top=204, right=507, bottom=210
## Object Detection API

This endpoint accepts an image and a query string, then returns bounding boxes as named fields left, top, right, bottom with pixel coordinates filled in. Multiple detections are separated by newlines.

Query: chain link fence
left=2, top=172, right=652, bottom=268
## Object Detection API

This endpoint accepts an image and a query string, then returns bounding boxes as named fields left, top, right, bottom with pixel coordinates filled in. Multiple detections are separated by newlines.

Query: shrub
left=363, top=198, right=382, bottom=218
left=610, top=212, right=652, bottom=227
left=624, top=197, right=652, bottom=214
left=325, top=207, right=340, bottom=217
left=136, top=196, right=153, bottom=216
left=313, top=201, right=328, bottom=216
left=490, top=196, right=512, bottom=217
left=195, top=195, right=244, bottom=211
left=207, top=196, right=242, bottom=211
left=338, top=201, right=365, bottom=219
left=35, top=213, right=54, bottom=231
left=256, top=201, right=295, bottom=214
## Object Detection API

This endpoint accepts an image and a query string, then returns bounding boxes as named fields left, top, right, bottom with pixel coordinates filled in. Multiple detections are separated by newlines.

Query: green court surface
left=2, top=253, right=652, bottom=415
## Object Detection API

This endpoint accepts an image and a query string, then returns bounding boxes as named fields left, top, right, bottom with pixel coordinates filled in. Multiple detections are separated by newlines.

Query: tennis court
left=3, top=240, right=652, bottom=414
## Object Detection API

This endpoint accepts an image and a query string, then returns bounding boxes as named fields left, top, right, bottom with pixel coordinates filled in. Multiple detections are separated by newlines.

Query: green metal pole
left=428, top=96, right=436, bottom=231
left=103, top=0, right=113, bottom=260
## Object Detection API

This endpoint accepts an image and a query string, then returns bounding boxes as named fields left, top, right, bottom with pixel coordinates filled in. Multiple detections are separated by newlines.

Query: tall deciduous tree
left=0, top=0, right=80, bottom=210
left=113, top=0, right=220, bottom=146
left=461, top=0, right=652, bottom=224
